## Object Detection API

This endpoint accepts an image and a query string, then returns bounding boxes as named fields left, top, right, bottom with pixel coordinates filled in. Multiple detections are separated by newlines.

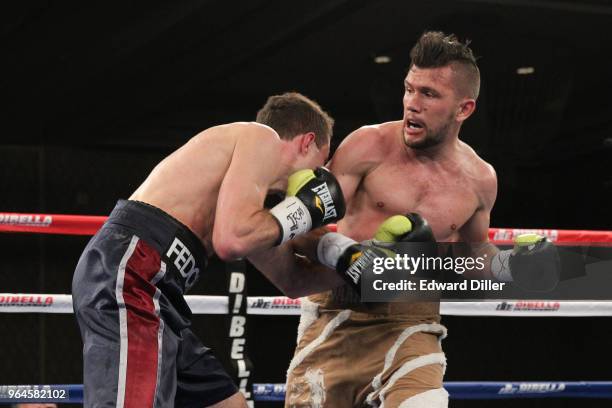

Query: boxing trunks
left=72, top=200, right=237, bottom=408
left=285, top=287, right=448, bottom=407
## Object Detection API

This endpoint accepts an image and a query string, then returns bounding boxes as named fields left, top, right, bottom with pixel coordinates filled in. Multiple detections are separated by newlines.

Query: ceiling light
left=516, top=66, right=535, bottom=75
left=374, top=55, right=391, bottom=64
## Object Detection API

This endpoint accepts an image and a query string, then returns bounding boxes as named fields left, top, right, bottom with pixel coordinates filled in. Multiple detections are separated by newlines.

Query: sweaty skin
left=249, top=65, right=498, bottom=301
left=130, top=121, right=328, bottom=260
left=337, top=64, right=495, bottom=244
left=280, top=59, right=499, bottom=408
left=325, top=65, right=498, bottom=309
left=77, top=103, right=331, bottom=408
left=335, top=121, right=494, bottom=244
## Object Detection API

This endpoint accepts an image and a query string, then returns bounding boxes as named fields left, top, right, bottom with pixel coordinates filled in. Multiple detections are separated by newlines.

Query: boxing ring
left=1, top=211, right=612, bottom=404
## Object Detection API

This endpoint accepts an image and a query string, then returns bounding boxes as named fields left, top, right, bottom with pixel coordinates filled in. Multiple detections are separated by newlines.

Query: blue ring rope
left=1, top=381, right=612, bottom=403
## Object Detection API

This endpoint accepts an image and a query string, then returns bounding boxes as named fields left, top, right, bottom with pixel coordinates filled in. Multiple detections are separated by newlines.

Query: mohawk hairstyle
left=409, top=31, right=480, bottom=99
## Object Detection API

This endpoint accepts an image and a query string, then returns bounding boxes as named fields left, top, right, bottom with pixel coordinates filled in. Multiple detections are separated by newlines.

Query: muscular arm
left=247, top=229, right=346, bottom=298
left=459, top=164, right=499, bottom=279
left=212, top=125, right=283, bottom=260
left=327, top=126, right=384, bottom=208
left=246, top=127, right=383, bottom=295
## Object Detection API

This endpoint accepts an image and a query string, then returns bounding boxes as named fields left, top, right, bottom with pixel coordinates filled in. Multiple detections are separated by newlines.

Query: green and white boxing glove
left=270, top=167, right=346, bottom=245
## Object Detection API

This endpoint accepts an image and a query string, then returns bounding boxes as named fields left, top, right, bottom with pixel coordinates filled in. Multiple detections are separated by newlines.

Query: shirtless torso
left=130, top=121, right=323, bottom=259
left=73, top=92, right=336, bottom=408
left=286, top=32, right=496, bottom=408
left=338, top=121, right=493, bottom=243
left=287, top=102, right=497, bottom=408
left=309, top=120, right=497, bottom=314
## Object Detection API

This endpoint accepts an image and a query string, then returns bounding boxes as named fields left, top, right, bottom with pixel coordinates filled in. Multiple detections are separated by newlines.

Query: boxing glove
left=271, top=167, right=345, bottom=244
left=317, top=213, right=432, bottom=293
left=491, top=233, right=561, bottom=291
left=369, top=213, right=435, bottom=246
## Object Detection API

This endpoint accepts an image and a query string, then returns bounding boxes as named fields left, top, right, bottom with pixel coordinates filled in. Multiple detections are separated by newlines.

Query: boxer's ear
left=456, top=98, right=475, bottom=122
left=298, top=132, right=316, bottom=154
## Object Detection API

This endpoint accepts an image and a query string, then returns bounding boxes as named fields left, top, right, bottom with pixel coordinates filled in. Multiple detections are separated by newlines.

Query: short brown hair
left=410, top=31, right=480, bottom=99
left=256, top=92, right=334, bottom=148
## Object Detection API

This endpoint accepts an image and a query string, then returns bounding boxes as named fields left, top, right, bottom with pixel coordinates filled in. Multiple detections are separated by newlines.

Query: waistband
left=309, top=287, right=441, bottom=317
left=106, top=199, right=207, bottom=293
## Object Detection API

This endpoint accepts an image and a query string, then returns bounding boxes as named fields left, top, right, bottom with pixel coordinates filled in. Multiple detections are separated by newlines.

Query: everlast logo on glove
left=311, top=182, right=338, bottom=221
left=271, top=167, right=345, bottom=245
left=345, top=249, right=378, bottom=285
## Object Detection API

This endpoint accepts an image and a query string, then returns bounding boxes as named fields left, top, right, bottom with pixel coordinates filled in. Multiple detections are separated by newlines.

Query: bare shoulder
left=459, top=141, right=497, bottom=203
left=206, top=121, right=280, bottom=139
left=334, top=121, right=400, bottom=162
left=459, top=142, right=496, bottom=181
left=194, top=122, right=282, bottom=151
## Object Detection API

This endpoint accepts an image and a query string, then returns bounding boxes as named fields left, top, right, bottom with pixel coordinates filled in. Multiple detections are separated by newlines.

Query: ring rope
left=254, top=381, right=612, bottom=401
left=1, top=294, right=611, bottom=317
left=1, top=381, right=611, bottom=403
left=2, top=213, right=611, bottom=403
left=1, top=211, right=611, bottom=245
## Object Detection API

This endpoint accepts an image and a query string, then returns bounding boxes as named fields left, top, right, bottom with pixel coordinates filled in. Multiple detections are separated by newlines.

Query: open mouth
left=406, top=120, right=424, bottom=129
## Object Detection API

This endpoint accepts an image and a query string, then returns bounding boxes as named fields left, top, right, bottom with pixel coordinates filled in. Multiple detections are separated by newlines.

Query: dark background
left=1, top=1, right=611, bottom=407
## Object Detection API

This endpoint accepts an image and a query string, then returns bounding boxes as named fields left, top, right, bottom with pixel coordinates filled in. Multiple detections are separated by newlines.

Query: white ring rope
left=1, top=294, right=611, bottom=317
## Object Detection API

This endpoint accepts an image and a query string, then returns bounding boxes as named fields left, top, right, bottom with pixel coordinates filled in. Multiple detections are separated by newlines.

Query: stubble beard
left=404, top=118, right=453, bottom=150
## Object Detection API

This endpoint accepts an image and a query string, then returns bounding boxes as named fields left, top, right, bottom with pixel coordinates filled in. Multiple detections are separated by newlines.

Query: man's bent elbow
left=213, top=235, right=249, bottom=261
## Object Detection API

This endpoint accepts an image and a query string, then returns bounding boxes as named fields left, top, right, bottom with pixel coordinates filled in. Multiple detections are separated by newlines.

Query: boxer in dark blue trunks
left=72, top=93, right=344, bottom=408
left=73, top=200, right=234, bottom=407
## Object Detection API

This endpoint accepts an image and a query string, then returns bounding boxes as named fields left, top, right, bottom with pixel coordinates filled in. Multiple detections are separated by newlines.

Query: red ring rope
left=1, top=211, right=611, bottom=245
